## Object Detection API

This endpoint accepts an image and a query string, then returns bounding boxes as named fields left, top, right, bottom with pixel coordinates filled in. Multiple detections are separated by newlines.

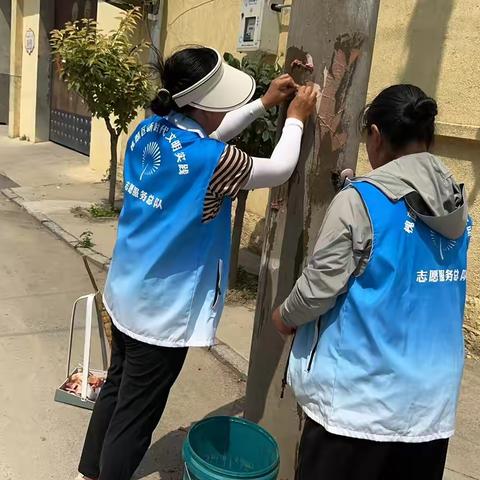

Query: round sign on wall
left=25, top=28, right=35, bottom=55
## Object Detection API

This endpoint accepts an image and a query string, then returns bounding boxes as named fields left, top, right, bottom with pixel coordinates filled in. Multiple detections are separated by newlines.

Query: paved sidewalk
left=0, top=193, right=246, bottom=479
left=445, top=360, right=480, bottom=479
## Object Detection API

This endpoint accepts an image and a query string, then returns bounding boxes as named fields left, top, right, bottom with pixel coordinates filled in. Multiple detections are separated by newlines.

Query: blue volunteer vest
left=104, top=115, right=231, bottom=347
left=288, top=181, right=472, bottom=442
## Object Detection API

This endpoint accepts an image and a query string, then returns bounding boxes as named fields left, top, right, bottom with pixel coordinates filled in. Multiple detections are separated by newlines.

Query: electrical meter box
left=237, top=0, right=280, bottom=54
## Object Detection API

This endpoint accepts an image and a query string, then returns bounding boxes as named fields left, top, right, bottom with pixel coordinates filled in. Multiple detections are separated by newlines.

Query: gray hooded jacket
left=281, top=152, right=469, bottom=327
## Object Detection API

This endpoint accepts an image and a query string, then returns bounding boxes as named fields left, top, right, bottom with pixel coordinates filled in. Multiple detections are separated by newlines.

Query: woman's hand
left=262, top=74, right=298, bottom=109
left=287, top=83, right=318, bottom=124
left=272, top=307, right=296, bottom=336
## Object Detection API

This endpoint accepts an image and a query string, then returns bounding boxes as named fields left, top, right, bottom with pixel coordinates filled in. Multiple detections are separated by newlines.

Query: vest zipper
left=307, top=318, right=321, bottom=372
left=281, top=333, right=296, bottom=399
left=280, top=317, right=321, bottom=398
left=212, top=259, right=223, bottom=309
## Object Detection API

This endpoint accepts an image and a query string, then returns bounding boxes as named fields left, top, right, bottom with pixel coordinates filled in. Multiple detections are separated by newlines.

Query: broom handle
left=96, top=293, right=109, bottom=371
left=83, top=256, right=99, bottom=292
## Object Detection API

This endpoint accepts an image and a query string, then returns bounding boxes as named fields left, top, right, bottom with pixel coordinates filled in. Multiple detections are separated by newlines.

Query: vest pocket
left=307, top=318, right=321, bottom=372
left=212, top=259, right=223, bottom=310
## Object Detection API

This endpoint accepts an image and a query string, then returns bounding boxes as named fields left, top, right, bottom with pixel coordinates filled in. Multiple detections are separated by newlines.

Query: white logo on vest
left=404, top=210, right=417, bottom=234
left=140, top=142, right=162, bottom=180
left=430, top=230, right=457, bottom=251
left=124, top=181, right=163, bottom=210
left=130, top=122, right=190, bottom=177
left=416, top=269, right=466, bottom=284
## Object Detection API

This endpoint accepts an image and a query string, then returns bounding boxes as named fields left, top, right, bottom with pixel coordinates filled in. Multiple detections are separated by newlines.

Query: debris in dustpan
left=63, top=368, right=106, bottom=401
left=56, top=366, right=107, bottom=410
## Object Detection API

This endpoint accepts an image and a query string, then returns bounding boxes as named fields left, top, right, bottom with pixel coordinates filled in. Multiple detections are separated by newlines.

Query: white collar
left=166, top=112, right=207, bottom=139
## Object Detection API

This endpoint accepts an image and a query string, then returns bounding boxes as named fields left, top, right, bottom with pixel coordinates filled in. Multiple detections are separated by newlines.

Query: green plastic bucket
left=183, top=416, right=279, bottom=480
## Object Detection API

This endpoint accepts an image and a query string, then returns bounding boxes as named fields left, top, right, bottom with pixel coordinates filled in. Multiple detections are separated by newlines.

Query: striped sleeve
left=202, top=145, right=253, bottom=222
left=209, top=145, right=253, bottom=198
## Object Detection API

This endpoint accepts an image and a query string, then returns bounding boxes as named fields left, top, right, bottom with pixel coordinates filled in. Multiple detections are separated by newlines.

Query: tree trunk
left=244, top=2, right=380, bottom=478
left=105, top=119, right=119, bottom=210
left=229, top=190, right=248, bottom=288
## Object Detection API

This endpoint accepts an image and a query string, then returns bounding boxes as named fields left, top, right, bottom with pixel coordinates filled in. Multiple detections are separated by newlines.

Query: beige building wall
left=88, top=1, right=121, bottom=173
left=358, top=0, right=480, bottom=353
left=369, top=1, right=480, bottom=130
left=161, top=0, right=240, bottom=57
left=162, top=0, right=291, bottom=62
left=13, top=0, right=52, bottom=142
left=8, top=0, right=23, bottom=138
left=89, top=0, right=144, bottom=175
left=90, top=0, right=152, bottom=176
left=18, top=0, right=40, bottom=141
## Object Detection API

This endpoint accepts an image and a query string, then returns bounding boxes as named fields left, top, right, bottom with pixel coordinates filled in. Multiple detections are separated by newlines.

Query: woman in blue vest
left=273, top=84, right=472, bottom=480
left=76, top=47, right=317, bottom=480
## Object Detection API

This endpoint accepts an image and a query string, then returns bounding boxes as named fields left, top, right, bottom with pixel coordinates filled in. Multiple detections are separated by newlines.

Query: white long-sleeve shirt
left=211, top=99, right=304, bottom=189
left=168, top=99, right=304, bottom=221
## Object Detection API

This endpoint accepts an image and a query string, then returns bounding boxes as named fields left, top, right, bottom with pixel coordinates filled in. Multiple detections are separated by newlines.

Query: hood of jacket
left=358, top=152, right=468, bottom=240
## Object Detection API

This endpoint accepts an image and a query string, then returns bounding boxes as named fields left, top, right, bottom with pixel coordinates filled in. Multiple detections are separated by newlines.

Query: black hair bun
left=150, top=88, right=174, bottom=116
left=404, top=97, right=438, bottom=124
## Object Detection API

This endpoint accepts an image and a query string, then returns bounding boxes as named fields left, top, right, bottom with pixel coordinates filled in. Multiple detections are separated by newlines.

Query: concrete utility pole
left=245, top=2, right=380, bottom=478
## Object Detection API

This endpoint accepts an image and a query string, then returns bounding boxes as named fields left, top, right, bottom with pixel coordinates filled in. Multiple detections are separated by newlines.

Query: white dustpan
left=54, top=293, right=108, bottom=410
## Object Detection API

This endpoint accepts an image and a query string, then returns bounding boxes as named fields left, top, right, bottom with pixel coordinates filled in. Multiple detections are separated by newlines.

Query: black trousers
left=79, top=324, right=188, bottom=480
left=296, top=417, right=449, bottom=480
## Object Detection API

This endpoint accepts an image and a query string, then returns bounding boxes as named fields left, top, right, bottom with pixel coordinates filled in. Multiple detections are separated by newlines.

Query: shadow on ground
left=133, top=396, right=245, bottom=480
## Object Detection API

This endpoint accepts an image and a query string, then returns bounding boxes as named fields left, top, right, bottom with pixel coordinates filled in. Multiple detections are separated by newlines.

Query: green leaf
left=50, top=7, right=153, bottom=175
left=223, top=52, right=240, bottom=69
left=223, top=51, right=282, bottom=156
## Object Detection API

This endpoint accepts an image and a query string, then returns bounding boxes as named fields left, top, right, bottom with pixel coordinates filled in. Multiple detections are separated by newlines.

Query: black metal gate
left=49, top=0, right=97, bottom=155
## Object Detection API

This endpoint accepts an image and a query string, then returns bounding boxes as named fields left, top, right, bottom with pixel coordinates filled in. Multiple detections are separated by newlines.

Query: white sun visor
left=172, top=49, right=256, bottom=113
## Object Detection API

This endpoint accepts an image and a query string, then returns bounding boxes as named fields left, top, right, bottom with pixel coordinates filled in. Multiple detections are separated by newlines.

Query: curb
left=210, top=341, right=249, bottom=381
left=1, top=186, right=250, bottom=380
left=1, top=187, right=111, bottom=270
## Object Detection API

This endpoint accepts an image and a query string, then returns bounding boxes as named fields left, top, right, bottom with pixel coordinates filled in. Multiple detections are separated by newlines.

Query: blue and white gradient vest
left=104, top=116, right=231, bottom=347
left=288, top=181, right=472, bottom=442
